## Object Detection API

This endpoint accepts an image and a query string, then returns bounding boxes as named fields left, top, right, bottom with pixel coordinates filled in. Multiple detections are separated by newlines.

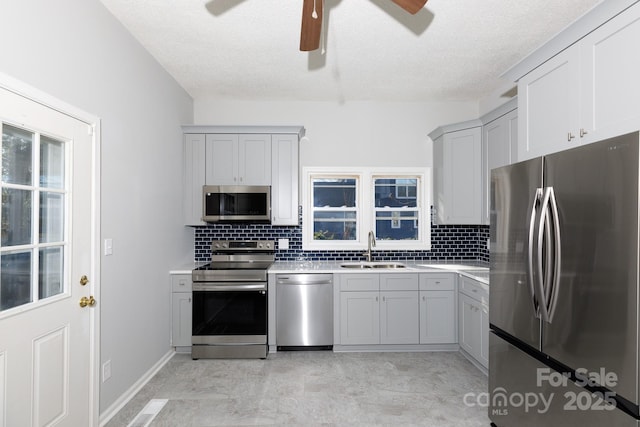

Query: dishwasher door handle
left=276, top=274, right=333, bottom=286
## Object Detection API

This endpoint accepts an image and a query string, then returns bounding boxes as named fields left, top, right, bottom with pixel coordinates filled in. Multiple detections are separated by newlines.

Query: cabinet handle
left=422, top=296, right=426, bottom=301
left=580, top=128, right=588, bottom=138
left=382, top=296, right=386, bottom=302
left=567, top=132, right=575, bottom=141
left=376, top=296, right=379, bottom=302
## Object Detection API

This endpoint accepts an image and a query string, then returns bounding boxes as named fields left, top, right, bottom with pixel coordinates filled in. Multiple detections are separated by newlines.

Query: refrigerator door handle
left=546, top=186, right=562, bottom=322
left=535, top=187, right=553, bottom=323
left=537, top=187, right=562, bottom=323
left=527, top=187, right=543, bottom=318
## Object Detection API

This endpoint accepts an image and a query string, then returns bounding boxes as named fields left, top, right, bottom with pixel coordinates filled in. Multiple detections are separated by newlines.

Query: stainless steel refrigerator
left=489, top=131, right=640, bottom=426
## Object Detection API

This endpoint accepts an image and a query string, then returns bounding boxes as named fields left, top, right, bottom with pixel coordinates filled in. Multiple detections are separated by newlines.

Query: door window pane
left=40, top=136, right=65, bottom=189
left=2, top=124, right=33, bottom=185
left=1, top=188, right=32, bottom=246
left=0, top=251, right=32, bottom=310
left=39, top=191, right=64, bottom=243
left=1, top=122, right=68, bottom=313
left=39, top=246, right=63, bottom=299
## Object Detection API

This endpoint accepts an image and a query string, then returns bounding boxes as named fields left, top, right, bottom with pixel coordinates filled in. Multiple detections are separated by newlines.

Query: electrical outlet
left=278, top=238, right=289, bottom=250
left=102, top=360, right=112, bottom=382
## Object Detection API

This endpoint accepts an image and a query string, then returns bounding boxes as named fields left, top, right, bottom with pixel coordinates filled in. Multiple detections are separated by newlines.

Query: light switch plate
left=104, top=238, right=113, bottom=256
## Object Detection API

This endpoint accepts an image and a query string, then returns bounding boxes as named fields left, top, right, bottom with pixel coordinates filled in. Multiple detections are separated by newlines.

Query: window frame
left=302, top=167, right=431, bottom=251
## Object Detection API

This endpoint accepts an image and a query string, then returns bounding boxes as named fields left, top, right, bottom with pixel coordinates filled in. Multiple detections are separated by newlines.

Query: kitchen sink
left=340, top=262, right=406, bottom=269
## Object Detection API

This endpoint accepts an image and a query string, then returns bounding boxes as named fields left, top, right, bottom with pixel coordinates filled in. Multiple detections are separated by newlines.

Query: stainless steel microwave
left=202, top=185, right=271, bottom=223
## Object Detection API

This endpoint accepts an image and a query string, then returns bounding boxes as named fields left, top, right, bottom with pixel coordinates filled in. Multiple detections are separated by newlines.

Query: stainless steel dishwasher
left=276, top=274, right=333, bottom=350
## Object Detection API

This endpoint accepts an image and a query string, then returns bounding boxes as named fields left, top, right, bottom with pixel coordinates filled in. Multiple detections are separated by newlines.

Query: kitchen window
left=302, top=167, right=431, bottom=251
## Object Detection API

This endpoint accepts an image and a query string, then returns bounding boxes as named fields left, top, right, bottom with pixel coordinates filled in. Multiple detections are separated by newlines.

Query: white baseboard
left=98, top=350, right=175, bottom=426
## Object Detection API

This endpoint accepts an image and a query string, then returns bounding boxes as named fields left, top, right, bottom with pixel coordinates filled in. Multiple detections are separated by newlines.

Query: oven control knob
left=222, top=242, right=228, bottom=248
left=213, top=243, right=220, bottom=249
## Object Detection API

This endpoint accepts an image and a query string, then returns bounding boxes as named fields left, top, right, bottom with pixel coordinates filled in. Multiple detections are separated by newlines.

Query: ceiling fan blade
left=300, top=0, right=323, bottom=51
left=391, top=0, right=427, bottom=14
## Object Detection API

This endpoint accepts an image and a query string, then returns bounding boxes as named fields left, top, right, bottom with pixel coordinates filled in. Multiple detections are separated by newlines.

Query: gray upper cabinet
left=206, top=134, right=271, bottom=185
left=183, top=133, right=206, bottom=226
left=481, top=99, right=517, bottom=225
left=510, top=0, right=640, bottom=160
left=430, top=120, right=483, bottom=225
left=182, top=125, right=304, bottom=226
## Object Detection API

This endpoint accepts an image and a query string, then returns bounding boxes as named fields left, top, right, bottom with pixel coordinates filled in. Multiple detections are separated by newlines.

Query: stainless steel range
left=191, top=240, right=274, bottom=359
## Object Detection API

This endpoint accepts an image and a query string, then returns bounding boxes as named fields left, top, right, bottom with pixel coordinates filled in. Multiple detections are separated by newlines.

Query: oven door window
left=192, top=290, right=267, bottom=336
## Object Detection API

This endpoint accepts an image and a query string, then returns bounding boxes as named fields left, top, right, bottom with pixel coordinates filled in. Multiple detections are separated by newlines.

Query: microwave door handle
left=527, top=188, right=543, bottom=318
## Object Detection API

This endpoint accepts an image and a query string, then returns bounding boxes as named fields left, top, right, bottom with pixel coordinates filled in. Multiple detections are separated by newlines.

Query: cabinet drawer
left=171, top=274, right=192, bottom=292
left=419, top=274, right=455, bottom=291
left=380, top=273, right=418, bottom=291
left=459, top=275, right=488, bottom=302
left=339, top=274, right=380, bottom=291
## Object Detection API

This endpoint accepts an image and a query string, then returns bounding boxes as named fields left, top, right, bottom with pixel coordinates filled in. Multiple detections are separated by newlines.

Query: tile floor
left=105, top=351, right=491, bottom=426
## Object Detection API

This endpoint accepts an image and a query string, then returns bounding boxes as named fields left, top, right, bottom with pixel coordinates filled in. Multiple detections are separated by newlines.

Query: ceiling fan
left=300, top=0, right=428, bottom=51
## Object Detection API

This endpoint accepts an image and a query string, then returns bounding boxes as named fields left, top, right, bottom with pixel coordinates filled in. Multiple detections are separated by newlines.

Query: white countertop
left=171, top=260, right=490, bottom=285
left=268, top=261, right=489, bottom=285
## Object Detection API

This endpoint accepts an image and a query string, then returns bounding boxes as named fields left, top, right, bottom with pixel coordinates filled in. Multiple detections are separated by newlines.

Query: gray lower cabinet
left=419, top=274, right=457, bottom=344
left=171, top=274, right=192, bottom=349
left=338, top=272, right=457, bottom=347
left=458, top=275, right=489, bottom=369
left=339, top=273, right=420, bottom=345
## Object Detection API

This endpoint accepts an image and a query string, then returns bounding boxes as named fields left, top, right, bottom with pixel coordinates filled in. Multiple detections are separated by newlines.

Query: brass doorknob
left=79, top=296, right=96, bottom=308
left=80, top=275, right=89, bottom=286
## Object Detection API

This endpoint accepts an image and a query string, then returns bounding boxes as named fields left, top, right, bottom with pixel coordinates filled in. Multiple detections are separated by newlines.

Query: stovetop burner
left=193, top=240, right=275, bottom=282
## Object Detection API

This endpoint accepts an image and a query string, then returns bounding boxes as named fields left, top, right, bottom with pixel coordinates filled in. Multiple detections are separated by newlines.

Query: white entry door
left=0, top=85, right=97, bottom=426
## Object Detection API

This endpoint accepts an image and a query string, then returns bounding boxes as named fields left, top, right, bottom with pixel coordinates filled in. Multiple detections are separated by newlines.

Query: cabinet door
left=580, top=2, right=640, bottom=145
left=206, top=134, right=238, bottom=184
left=440, top=126, right=482, bottom=224
left=183, top=134, right=206, bottom=225
left=271, top=134, right=299, bottom=225
left=238, top=134, right=271, bottom=185
left=380, top=291, right=419, bottom=344
left=479, top=301, right=489, bottom=368
left=419, top=290, right=456, bottom=344
left=340, top=291, right=380, bottom=345
left=458, top=293, right=481, bottom=357
left=171, top=292, right=192, bottom=347
left=482, top=109, right=517, bottom=224
left=517, top=47, right=580, bottom=161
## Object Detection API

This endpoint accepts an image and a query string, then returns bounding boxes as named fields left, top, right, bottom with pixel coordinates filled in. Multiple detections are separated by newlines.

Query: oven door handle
left=193, top=283, right=267, bottom=292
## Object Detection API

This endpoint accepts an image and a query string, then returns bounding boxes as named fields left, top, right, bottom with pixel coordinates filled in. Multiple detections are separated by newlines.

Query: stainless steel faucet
left=363, top=231, right=376, bottom=262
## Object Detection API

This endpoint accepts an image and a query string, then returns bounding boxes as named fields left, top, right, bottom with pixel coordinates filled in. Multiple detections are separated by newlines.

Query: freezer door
left=489, top=333, right=637, bottom=426
left=542, top=132, right=639, bottom=407
left=490, top=157, right=543, bottom=349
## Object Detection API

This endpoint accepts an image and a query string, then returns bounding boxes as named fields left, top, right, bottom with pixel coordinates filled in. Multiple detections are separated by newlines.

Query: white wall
left=194, top=100, right=479, bottom=170
left=0, top=0, right=193, bottom=415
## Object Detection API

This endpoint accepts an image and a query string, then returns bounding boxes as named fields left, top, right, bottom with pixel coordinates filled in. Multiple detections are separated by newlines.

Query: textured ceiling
left=98, top=0, right=601, bottom=102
